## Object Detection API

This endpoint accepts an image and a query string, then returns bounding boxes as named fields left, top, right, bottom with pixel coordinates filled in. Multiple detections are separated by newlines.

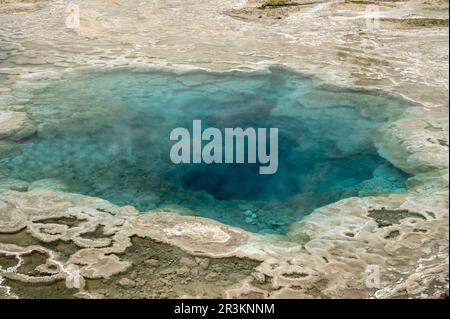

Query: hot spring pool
left=0, top=68, right=411, bottom=233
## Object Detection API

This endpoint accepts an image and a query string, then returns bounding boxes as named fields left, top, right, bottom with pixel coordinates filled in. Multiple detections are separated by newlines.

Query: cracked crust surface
left=0, top=0, right=448, bottom=298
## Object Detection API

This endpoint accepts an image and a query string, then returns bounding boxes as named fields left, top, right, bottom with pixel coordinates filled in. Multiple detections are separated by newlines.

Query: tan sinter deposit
left=0, top=0, right=448, bottom=298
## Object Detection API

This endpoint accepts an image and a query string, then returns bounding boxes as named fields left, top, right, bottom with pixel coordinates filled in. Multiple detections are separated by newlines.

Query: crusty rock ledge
left=0, top=185, right=447, bottom=299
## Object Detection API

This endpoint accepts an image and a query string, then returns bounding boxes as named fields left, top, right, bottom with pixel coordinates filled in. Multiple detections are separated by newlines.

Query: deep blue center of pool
left=0, top=68, right=410, bottom=233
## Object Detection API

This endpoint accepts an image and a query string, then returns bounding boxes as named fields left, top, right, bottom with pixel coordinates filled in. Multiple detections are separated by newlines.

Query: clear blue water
left=0, top=68, right=410, bottom=233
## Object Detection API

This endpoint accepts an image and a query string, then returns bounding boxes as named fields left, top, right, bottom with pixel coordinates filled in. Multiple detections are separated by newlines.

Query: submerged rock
left=0, top=140, right=16, bottom=157
left=0, top=0, right=447, bottom=300
left=0, top=111, right=36, bottom=141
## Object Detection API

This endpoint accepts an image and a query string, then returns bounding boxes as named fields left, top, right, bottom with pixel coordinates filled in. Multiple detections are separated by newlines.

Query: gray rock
left=118, top=278, right=136, bottom=288
left=176, top=266, right=190, bottom=277
left=0, top=177, right=29, bottom=193
left=0, top=111, right=36, bottom=141
left=244, top=210, right=253, bottom=216
left=28, top=178, right=70, bottom=192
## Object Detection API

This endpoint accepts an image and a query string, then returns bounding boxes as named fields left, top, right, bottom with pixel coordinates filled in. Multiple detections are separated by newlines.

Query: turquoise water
left=0, top=68, right=410, bottom=233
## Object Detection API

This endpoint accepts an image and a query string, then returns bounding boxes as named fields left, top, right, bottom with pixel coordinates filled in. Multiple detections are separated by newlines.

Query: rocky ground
left=0, top=0, right=448, bottom=298
left=0, top=0, right=48, bottom=13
